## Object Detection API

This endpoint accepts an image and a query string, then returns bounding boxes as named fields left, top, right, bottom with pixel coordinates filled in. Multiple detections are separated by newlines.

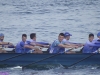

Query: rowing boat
left=0, top=53, right=100, bottom=67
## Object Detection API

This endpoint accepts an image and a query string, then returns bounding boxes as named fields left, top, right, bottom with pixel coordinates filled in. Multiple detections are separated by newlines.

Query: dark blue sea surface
left=0, top=0, right=100, bottom=75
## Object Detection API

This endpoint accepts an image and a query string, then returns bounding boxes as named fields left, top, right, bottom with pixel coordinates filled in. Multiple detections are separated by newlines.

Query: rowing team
left=0, top=32, right=100, bottom=53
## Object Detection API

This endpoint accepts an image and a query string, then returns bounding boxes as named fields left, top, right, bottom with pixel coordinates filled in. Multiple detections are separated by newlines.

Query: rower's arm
left=36, top=43, right=44, bottom=46
left=30, top=42, right=42, bottom=46
left=24, top=45, right=34, bottom=49
left=24, top=45, right=40, bottom=50
left=58, top=44, right=78, bottom=48
left=65, top=43, right=84, bottom=47
left=0, top=42, right=9, bottom=45
left=0, top=42, right=13, bottom=46
left=65, top=43, right=75, bottom=46
left=30, top=42, right=50, bottom=48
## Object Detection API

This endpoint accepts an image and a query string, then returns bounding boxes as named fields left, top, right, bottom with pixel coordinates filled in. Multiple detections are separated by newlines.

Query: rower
left=97, top=32, right=100, bottom=39
left=28, top=33, right=44, bottom=53
left=63, top=32, right=83, bottom=46
left=0, top=33, right=14, bottom=53
left=95, top=32, right=100, bottom=42
left=49, top=33, right=78, bottom=53
left=28, top=33, right=49, bottom=53
left=63, top=32, right=83, bottom=53
left=93, top=32, right=100, bottom=52
left=16, top=34, right=28, bottom=53
left=16, top=34, right=43, bottom=53
left=63, top=32, right=72, bottom=43
left=82, top=33, right=98, bottom=53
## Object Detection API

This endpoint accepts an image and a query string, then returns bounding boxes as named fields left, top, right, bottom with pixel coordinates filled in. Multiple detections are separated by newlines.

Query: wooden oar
left=22, top=49, right=73, bottom=70
left=0, top=53, right=26, bottom=62
left=66, top=53, right=97, bottom=68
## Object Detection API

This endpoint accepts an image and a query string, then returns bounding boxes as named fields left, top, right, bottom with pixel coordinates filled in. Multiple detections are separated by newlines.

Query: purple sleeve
left=20, top=42, right=24, bottom=47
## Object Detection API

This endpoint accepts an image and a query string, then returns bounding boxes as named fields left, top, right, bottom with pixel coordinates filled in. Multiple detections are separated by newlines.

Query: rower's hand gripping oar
left=22, top=48, right=73, bottom=70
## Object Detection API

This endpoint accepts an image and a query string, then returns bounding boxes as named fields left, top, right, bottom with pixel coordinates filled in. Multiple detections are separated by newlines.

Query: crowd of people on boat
left=0, top=32, right=100, bottom=54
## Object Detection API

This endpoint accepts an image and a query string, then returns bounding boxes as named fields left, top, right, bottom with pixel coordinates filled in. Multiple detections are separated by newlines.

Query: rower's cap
left=97, top=32, right=100, bottom=37
left=0, top=33, right=4, bottom=37
left=64, top=32, right=72, bottom=37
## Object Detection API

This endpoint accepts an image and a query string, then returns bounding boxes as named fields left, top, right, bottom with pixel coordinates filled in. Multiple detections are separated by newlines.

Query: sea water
left=0, top=0, right=100, bottom=75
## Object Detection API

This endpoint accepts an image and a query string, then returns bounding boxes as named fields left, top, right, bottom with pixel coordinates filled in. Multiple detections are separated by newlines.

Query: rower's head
left=58, top=33, right=65, bottom=42
left=89, top=33, right=94, bottom=42
left=22, top=34, right=27, bottom=42
left=0, top=33, right=4, bottom=41
left=97, top=32, right=100, bottom=39
left=64, top=32, right=72, bottom=40
left=30, top=33, right=36, bottom=41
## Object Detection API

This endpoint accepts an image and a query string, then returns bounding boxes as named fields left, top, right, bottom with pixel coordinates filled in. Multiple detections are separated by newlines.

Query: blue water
left=0, top=0, right=100, bottom=75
